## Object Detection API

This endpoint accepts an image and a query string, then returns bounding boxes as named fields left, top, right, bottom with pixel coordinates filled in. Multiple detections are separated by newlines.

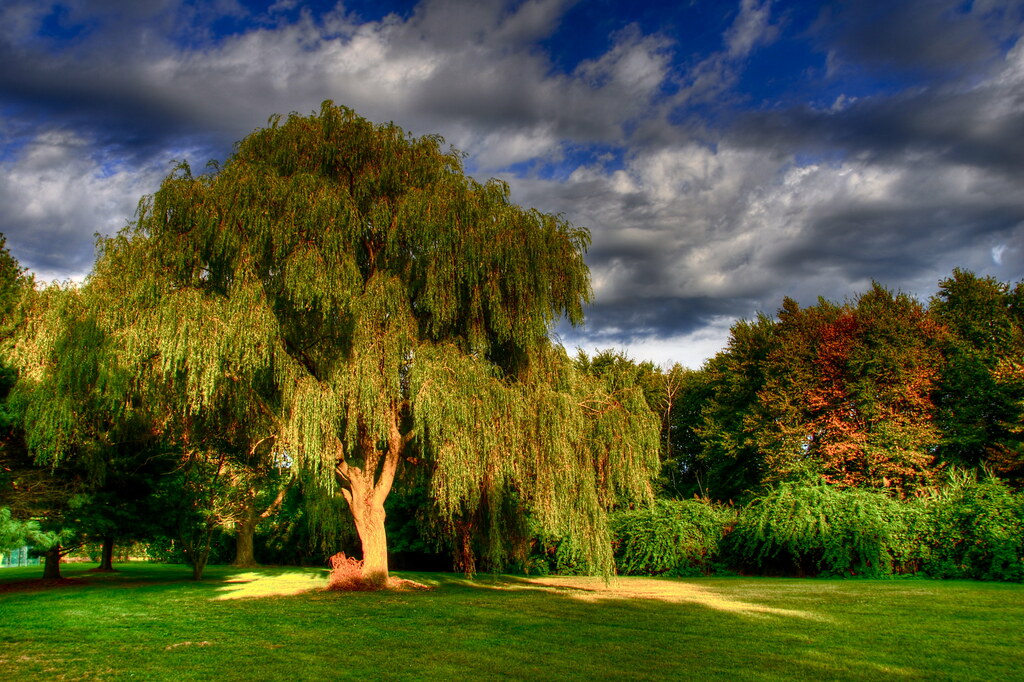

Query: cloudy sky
left=1, top=0, right=1022, bottom=367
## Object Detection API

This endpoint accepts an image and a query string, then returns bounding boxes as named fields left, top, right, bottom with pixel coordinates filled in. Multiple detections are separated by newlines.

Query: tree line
left=659, top=271, right=1024, bottom=502
left=1, top=102, right=1021, bottom=582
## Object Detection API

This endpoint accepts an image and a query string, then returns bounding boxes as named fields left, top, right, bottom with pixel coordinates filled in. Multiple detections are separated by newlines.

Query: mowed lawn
left=1, top=563, right=1022, bottom=681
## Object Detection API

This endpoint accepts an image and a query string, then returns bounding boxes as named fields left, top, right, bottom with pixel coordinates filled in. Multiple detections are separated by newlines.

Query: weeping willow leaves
left=612, top=499, right=731, bottom=577
left=410, top=343, right=659, bottom=574
left=6, top=284, right=142, bottom=478
left=726, top=481, right=917, bottom=577
left=88, top=102, right=650, bottom=579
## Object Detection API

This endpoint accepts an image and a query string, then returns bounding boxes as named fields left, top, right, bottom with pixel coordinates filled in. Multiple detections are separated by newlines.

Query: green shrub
left=612, top=499, right=730, bottom=576
left=922, top=474, right=1024, bottom=582
left=725, top=481, right=909, bottom=577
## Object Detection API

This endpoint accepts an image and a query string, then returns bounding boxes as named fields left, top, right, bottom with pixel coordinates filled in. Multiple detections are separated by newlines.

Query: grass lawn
left=1, top=563, right=1021, bottom=680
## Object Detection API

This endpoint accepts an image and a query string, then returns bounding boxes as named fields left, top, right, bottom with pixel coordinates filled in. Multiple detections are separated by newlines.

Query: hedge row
left=610, top=475, right=1024, bottom=581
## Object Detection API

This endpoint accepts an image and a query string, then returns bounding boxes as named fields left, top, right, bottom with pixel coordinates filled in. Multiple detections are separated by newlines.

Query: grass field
left=1, top=563, right=1022, bottom=680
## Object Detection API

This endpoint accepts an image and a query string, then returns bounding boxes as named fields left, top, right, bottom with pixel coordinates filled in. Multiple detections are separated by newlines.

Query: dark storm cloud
left=0, top=57, right=220, bottom=160
left=815, top=0, right=1023, bottom=78
left=732, top=83, right=1024, bottom=178
left=770, top=202, right=1024, bottom=282
left=574, top=295, right=753, bottom=343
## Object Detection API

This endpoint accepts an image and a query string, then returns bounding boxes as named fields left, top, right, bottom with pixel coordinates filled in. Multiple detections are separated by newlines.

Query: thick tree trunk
left=337, top=414, right=407, bottom=586
left=352, top=500, right=389, bottom=585
left=232, top=494, right=259, bottom=568
left=43, top=545, right=62, bottom=580
left=97, top=535, right=116, bottom=571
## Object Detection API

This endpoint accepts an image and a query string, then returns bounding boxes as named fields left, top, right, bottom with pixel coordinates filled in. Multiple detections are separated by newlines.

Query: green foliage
left=726, top=481, right=912, bottom=577
left=694, top=284, right=945, bottom=500
left=697, top=314, right=779, bottom=501
left=0, top=506, right=37, bottom=552
left=930, top=269, right=1024, bottom=480
left=921, top=472, right=1024, bottom=581
left=81, top=102, right=657, bottom=578
left=659, top=366, right=714, bottom=498
left=612, top=499, right=731, bottom=576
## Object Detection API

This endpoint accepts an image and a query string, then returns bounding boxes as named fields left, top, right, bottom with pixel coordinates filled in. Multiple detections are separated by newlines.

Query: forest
left=1, top=103, right=1022, bottom=585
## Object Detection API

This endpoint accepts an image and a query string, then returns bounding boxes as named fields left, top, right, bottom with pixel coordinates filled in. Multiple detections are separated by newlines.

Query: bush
left=725, top=481, right=909, bottom=577
left=326, top=552, right=387, bottom=591
left=922, top=474, right=1024, bottom=582
left=612, top=499, right=730, bottom=577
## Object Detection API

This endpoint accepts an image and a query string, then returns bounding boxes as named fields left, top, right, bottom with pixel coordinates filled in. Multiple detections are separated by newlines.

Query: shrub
left=612, top=499, right=730, bottom=576
left=725, top=481, right=908, bottom=577
left=326, top=552, right=388, bottom=591
left=922, top=474, right=1024, bottom=582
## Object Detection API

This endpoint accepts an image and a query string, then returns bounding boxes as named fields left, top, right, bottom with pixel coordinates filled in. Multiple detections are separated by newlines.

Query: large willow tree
left=92, top=102, right=658, bottom=581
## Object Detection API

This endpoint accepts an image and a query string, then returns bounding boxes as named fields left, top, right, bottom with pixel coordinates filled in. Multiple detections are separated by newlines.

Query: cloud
left=725, top=0, right=777, bottom=58
left=815, top=0, right=1023, bottom=79
left=0, top=129, right=175, bottom=282
left=0, top=0, right=1022, bottom=369
left=731, top=42, right=1024, bottom=178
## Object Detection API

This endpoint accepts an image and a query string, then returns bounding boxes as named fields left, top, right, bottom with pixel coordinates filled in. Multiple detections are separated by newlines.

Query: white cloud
left=0, top=130, right=174, bottom=282
left=725, top=0, right=776, bottom=58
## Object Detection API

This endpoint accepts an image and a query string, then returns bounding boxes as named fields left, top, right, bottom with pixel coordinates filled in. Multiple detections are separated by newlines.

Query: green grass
left=1, top=563, right=1022, bottom=680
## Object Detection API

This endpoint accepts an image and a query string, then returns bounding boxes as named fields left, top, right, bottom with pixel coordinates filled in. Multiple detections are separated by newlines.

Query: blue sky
left=1, top=0, right=1022, bottom=367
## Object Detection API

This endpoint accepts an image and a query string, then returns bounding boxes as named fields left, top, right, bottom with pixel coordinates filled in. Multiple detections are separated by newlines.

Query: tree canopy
left=86, top=101, right=659, bottom=580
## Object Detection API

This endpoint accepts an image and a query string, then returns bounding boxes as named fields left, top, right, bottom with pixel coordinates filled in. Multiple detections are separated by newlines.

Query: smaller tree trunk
left=97, top=535, right=116, bottom=572
left=42, top=545, right=62, bottom=580
left=232, top=499, right=258, bottom=569
left=191, top=555, right=209, bottom=582
left=183, top=525, right=216, bottom=581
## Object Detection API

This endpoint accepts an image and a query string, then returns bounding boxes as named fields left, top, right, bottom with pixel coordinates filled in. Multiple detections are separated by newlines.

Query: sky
left=1, top=0, right=1022, bottom=368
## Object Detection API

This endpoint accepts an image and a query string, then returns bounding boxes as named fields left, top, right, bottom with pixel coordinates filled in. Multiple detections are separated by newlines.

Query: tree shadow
left=423, top=573, right=833, bottom=621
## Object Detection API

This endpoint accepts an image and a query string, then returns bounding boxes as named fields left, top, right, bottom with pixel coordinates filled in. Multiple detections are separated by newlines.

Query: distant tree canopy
left=667, top=277, right=1024, bottom=501
left=82, top=102, right=660, bottom=580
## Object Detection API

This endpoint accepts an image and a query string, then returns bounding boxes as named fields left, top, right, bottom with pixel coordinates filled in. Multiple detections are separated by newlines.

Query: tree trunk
left=183, top=525, right=215, bottom=581
left=43, top=545, right=62, bottom=580
left=97, top=535, right=116, bottom=571
left=337, top=413, right=407, bottom=587
left=191, top=554, right=209, bottom=582
left=232, top=493, right=259, bottom=568
left=352, top=499, right=389, bottom=585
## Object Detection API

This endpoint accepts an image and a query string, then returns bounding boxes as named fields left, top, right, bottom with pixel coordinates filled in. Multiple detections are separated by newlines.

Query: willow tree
left=93, top=102, right=658, bottom=581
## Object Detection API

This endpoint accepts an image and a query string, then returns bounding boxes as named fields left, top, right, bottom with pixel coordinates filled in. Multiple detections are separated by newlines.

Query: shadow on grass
left=408, top=573, right=833, bottom=622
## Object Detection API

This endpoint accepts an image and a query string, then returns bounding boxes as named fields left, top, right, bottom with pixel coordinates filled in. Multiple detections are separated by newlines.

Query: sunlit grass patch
left=215, top=568, right=329, bottom=600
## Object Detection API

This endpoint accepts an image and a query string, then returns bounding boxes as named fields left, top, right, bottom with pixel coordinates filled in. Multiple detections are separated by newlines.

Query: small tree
left=92, top=102, right=659, bottom=581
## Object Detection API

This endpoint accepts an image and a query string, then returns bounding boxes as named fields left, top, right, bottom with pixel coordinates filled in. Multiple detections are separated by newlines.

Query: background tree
left=92, top=102, right=659, bottom=582
left=930, top=269, right=1024, bottom=483
left=694, top=285, right=944, bottom=500
left=5, top=281, right=166, bottom=576
left=696, top=314, right=778, bottom=501
left=660, top=365, right=714, bottom=499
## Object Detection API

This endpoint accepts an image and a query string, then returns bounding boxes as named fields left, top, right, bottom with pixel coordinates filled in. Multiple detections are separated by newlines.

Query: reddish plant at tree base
left=327, top=552, right=387, bottom=591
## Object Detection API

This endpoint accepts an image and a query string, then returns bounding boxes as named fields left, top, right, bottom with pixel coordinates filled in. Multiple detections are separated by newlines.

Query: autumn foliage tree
left=695, top=284, right=945, bottom=499
left=91, top=102, right=659, bottom=582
